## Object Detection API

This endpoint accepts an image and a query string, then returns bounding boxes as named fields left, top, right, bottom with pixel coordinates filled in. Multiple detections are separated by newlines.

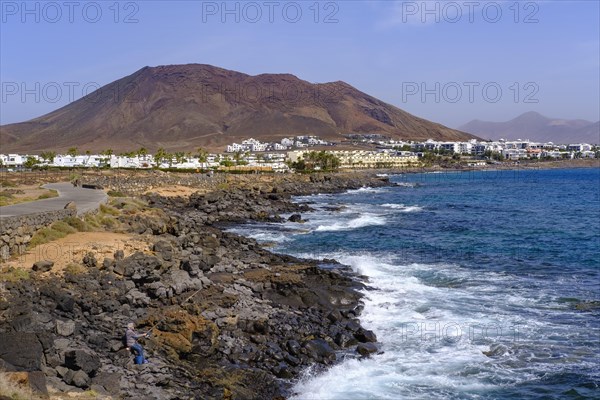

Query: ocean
left=229, top=168, right=600, bottom=399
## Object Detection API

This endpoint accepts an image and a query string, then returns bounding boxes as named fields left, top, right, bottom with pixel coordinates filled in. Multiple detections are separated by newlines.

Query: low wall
left=81, top=172, right=226, bottom=196
left=0, top=209, right=76, bottom=261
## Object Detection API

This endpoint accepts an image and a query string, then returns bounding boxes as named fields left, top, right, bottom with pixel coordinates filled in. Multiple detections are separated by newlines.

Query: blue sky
left=1, top=0, right=598, bottom=128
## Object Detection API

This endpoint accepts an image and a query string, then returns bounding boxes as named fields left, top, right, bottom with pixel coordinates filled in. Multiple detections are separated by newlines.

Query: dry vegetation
left=0, top=185, right=58, bottom=206
left=1, top=197, right=156, bottom=275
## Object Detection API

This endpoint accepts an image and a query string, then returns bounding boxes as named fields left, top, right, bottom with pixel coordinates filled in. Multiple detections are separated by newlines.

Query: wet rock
left=356, top=343, right=378, bottom=356
left=483, top=344, right=509, bottom=357
left=335, top=332, right=358, bottom=347
left=286, top=340, right=301, bottom=356
left=303, top=339, right=336, bottom=364
left=354, top=328, right=377, bottom=343
left=288, top=214, right=303, bottom=223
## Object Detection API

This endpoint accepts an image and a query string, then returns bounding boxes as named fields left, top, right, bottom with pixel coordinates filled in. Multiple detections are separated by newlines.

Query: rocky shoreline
left=0, top=173, right=390, bottom=399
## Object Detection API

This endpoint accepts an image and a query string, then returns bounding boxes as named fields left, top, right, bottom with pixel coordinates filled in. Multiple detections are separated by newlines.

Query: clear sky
left=1, top=0, right=598, bottom=128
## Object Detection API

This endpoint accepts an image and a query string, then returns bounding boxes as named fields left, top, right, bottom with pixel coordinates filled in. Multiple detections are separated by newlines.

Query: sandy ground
left=4, top=232, right=150, bottom=273
left=0, top=184, right=58, bottom=206
left=145, top=185, right=209, bottom=197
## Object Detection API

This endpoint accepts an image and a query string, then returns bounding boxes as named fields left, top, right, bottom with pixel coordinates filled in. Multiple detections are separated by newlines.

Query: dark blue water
left=230, top=168, right=600, bottom=399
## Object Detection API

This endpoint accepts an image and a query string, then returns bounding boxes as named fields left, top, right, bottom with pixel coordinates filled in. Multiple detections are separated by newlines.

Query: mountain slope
left=1, top=64, right=477, bottom=152
left=459, top=112, right=600, bottom=144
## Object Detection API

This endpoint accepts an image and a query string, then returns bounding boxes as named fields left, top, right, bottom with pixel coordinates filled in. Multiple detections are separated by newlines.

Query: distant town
left=1, top=135, right=598, bottom=172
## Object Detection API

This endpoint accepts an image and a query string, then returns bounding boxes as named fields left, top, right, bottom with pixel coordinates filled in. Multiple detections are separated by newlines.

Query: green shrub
left=99, top=204, right=120, bottom=216
left=107, top=190, right=126, bottom=197
left=64, top=263, right=86, bottom=275
left=99, top=215, right=117, bottom=229
left=64, top=216, right=90, bottom=232
left=28, top=227, right=67, bottom=248
left=51, top=221, right=77, bottom=234
left=37, top=189, right=58, bottom=200
left=0, top=267, right=30, bottom=282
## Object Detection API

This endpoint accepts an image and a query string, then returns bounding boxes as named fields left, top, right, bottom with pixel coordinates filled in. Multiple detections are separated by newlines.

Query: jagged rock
left=56, top=319, right=76, bottom=337
left=0, top=333, right=43, bottom=371
left=0, top=173, right=392, bottom=399
left=153, top=240, right=173, bottom=261
left=92, top=372, right=121, bottom=395
left=303, top=339, right=336, bottom=364
left=354, top=328, right=377, bottom=343
left=288, top=213, right=303, bottom=223
left=82, top=252, right=97, bottom=268
left=356, top=343, right=378, bottom=356
left=32, top=260, right=54, bottom=272
left=64, top=350, right=101, bottom=376
left=335, top=332, right=358, bottom=347
left=64, top=369, right=91, bottom=388
left=114, top=249, right=125, bottom=261
left=102, top=257, right=115, bottom=269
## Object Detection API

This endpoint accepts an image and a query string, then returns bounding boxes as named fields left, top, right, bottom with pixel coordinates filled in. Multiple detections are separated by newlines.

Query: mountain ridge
left=459, top=111, right=599, bottom=144
left=0, top=64, right=476, bottom=152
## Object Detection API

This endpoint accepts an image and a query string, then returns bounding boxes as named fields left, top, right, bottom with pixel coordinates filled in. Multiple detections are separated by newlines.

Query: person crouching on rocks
left=125, top=322, right=150, bottom=364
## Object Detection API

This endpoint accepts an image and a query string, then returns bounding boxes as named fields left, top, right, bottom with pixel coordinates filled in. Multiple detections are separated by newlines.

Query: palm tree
left=40, top=151, right=56, bottom=164
left=67, top=147, right=78, bottom=157
left=174, top=152, right=186, bottom=165
left=196, top=147, right=208, bottom=163
left=154, top=148, right=167, bottom=167
left=137, top=147, right=148, bottom=160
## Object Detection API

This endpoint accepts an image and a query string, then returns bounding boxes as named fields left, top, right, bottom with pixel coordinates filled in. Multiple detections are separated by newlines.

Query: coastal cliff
left=0, top=173, right=389, bottom=399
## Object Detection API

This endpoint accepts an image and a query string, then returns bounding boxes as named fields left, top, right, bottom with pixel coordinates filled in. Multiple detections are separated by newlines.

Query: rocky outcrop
left=0, top=173, right=387, bottom=398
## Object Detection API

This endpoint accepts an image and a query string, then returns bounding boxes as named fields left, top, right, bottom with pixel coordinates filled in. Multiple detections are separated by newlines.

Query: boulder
left=153, top=240, right=173, bottom=261
left=334, top=332, right=358, bottom=347
left=56, top=320, right=76, bottom=337
left=64, top=369, right=91, bottom=388
left=32, top=260, right=54, bottom=272
left=354, top=328, right=377, bottom=343
left=64, top=201, right=77, bottom=210
left=92, top=372, right=121, bottom=396
left=287, top=214, right=303, bottom=223
left=114, top=250, right=125, bottom=261
left=64, top=350, right=100, bottom=376
left=0, top=333, right=43, bottom=371
left=356, top=343, right=378, bottom=356
left=82, top=252, right=97, bottom=268
left=302, top=339, right=336, bottom=364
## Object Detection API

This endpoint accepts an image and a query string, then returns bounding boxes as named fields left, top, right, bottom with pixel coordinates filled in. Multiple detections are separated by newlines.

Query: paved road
left=0, top=183, right=107, bottom=218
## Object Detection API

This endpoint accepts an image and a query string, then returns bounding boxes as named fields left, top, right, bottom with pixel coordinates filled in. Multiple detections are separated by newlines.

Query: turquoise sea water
left=231, top=168, right=600, bottom=399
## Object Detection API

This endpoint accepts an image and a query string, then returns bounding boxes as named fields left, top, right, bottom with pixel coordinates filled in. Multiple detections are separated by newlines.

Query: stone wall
left=81, top=172, right=226, bottom=196
left=0, top=209, right=76, bottom=261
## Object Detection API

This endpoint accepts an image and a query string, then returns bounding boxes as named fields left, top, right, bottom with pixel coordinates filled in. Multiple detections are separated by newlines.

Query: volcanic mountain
left=1, top=64, right=477, bottom=152
left=459, top=112, right=600, bottom=144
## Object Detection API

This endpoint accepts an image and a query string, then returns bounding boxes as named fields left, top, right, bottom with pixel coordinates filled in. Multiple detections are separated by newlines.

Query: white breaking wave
left=314, top=214, right=386, bottom=232
left=381, top=203, right=423, bottom=212
left=288, top=252, right=547, bottom=400
left=346, top=187, right=386, bottom=195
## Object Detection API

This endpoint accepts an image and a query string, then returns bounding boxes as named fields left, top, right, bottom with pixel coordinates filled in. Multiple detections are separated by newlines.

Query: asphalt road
left=0, top=183, right=107, bottom=218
